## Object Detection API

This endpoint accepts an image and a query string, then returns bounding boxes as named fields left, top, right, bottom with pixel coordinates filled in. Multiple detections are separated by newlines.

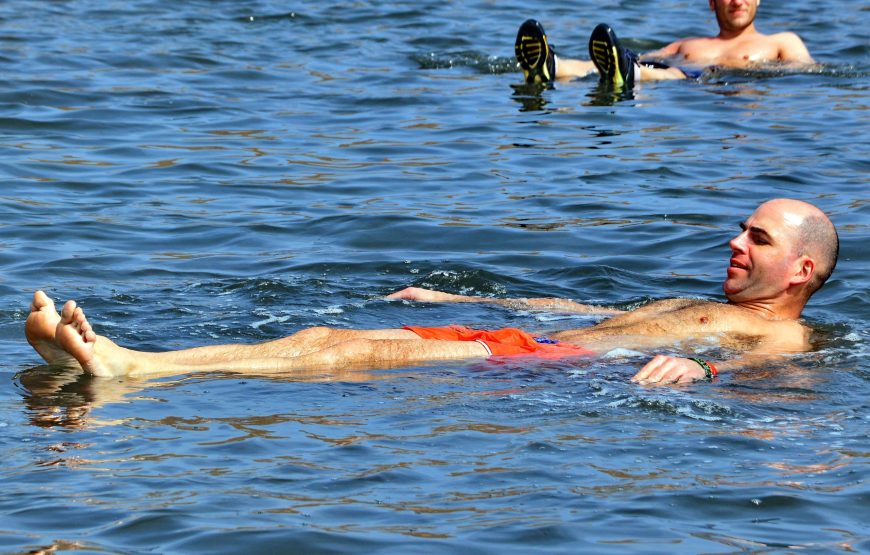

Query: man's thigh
left=347, top=329, right=420, bottom=340
left=337, top=337, right=490, bottom=366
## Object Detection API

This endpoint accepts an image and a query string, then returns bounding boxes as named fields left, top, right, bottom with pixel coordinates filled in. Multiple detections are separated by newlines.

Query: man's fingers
left=633, top=356, right=705, bottom=385
left=659, top=367, right=689, bottom=384
left=631, top=355, right=668, bottom=382
left=649, top=362, right=678, bottom=384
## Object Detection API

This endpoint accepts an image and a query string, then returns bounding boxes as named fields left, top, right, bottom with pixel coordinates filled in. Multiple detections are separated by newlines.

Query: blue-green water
left=1, top=0, right=868, bottom=552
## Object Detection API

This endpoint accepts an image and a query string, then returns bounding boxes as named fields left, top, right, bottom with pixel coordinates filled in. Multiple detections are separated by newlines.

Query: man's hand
left=632, top=355, right=707, bottom=385
left=386, top=287, right=473, bottom=303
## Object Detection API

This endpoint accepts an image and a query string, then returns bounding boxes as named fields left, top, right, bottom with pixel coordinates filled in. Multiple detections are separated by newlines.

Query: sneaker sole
left=515, top=20, right=554, bottom=84
left=589, top=23, right=628, bottom=88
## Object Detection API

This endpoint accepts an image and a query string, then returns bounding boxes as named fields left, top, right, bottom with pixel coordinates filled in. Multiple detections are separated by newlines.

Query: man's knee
left=266, top=326, right=336, bottom=354
left=272, top=326, right=332, bottom=344
left=306, top=338, right=376, bottom=366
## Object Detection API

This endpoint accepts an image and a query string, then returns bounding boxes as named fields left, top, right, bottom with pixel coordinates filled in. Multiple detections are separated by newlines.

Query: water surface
left=0, top=0, right=868, bottom=552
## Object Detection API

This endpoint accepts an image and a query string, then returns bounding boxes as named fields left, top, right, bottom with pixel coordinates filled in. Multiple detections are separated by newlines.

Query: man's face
left=710, top=0, right=759, bottom=33
left=723, top=201, right=803, bottom=304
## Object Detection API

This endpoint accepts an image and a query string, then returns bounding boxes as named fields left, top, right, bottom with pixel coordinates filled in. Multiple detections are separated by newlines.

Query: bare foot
left=55, top=300, right=116, bottom=377
left=26, top=291, right=76, bottom=365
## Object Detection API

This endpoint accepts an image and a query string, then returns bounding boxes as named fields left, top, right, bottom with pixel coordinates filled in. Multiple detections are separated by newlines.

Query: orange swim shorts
left=402, top=325, right=593, bottom=359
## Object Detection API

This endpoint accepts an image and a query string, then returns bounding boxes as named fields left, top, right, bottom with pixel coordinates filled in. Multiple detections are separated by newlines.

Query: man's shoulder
left=753, top=30, right=802, bottom=47
left=767, top=31, right=803, bottom=41
left=685, top=301, right=810, bottom=349
left=714, top=304, right=810, bottom=346
left=758, top=31, right=814, bottom=62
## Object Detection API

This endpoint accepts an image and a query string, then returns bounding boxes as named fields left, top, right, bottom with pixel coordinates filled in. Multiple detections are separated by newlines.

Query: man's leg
left=28, top=291, right=422, bottom=365
left=137, top=326, right=423, bottom=364
left=555, top=56, right=685, bottom=82
left=513, top=20, right=684, bottom=84
left=514, top=19, right=596, bottom=82
left=555, top=58, right=596, bottom=79
left=638, top=64, right=687, bottom=80
left=49, top=296, right=489, bottom=378
left=589, top=24, right=689, bottom=84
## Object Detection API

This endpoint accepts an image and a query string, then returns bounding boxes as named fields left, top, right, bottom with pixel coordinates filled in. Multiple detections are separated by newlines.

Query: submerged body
left=25, top=199, right=837, bottom=385
left=27, top=292, right=808, bottom=379
left=535, top=0, right=815, bottom=82
left=648, top=30, right=813, bottom=69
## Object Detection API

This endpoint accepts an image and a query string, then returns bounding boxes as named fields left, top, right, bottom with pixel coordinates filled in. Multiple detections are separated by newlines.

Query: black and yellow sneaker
left=515, top=19, right=556, bottom=84
left=588, top=23, right=637, bottom=88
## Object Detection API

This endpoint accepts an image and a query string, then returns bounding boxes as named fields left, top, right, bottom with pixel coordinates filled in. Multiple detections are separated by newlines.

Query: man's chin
left=722, top=281, right=743, bottom=301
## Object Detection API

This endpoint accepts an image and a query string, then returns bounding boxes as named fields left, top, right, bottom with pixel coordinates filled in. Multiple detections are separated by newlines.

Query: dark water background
left=0, top=0, right=868, bottom=552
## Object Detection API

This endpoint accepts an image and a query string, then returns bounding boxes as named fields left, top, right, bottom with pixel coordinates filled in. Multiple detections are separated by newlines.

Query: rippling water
left=1, top=0, right=868, bottom=552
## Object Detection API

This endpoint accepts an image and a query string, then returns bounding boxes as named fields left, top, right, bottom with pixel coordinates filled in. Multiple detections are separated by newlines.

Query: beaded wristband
left=689, top=358, right=718, bottom=380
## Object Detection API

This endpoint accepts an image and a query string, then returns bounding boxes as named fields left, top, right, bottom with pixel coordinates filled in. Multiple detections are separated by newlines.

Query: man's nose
left=729, top=232, right=747, bottom=252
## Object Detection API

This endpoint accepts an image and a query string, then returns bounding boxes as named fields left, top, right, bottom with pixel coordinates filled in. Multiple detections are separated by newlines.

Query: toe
left=61, top=300, right=77, bottom=322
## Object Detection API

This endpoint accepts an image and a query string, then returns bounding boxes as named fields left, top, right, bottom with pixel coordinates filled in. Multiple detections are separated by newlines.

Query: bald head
left=763, top=198, right=839, bottom=296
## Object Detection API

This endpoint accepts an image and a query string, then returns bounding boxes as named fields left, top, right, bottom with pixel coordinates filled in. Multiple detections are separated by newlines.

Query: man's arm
left=640, top=38, right=686, bottom=61
left=386, top=287, right=624, bottom=315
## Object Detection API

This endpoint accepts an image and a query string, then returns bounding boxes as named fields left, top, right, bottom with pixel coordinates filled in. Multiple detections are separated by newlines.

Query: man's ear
left=790, top=256, right=815, bottom=286
left=709, top=0, right=716, bottom=11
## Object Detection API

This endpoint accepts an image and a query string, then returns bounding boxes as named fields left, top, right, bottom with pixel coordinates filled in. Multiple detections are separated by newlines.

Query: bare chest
left=678, top=39, right=781, bottom=66
left=552, top=301, right=807, bottom=353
